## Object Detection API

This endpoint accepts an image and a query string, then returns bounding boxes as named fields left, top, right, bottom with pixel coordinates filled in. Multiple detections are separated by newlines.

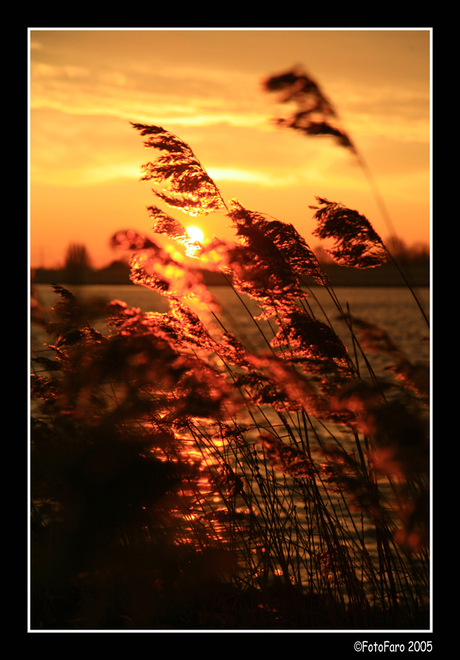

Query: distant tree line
left=64, top=243, right=93, bottom=272
left=315, top=236, right=429, bottom=266
left=384, top=236, right=429, bottom=266
left=32, top=239, right=429, bottom=287
left=32, top=243, right=132, bottom=285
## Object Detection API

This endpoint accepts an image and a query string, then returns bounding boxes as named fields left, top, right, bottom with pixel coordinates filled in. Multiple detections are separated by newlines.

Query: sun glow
left=186, top=226, right=204, bottom=244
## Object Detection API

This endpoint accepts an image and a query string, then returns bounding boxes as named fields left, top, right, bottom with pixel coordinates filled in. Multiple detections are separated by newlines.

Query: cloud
left=72, top=162, right=142, bottom=186
left=32, top=62, right=91, bottom=80
left=207, top=167, right=298, bottom=187
left=30, top=76, right=269, bottom=131
left=327, top=82, right=429, bottom=145
left=30, top=41, right=272, bottom=133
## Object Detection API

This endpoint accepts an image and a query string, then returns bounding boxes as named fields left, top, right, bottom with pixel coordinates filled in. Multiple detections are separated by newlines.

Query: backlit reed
left=30, top=92, right=429, bottom=631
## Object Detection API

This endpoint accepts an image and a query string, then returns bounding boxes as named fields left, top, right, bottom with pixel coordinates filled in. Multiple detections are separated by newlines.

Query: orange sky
left=29, top=28, right=431, bottom=270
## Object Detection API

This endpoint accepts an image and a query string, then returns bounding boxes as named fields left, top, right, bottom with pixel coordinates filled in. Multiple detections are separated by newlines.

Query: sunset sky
left=29, top=28, right=431, bottom=270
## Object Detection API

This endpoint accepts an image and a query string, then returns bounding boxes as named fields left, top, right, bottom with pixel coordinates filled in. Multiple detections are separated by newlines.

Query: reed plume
left=264, top=65, right=429, bottom=328
left=310, top=197, right=387, bottom=269
left=131, top=123, right=226, bottom=216
left=228, top=199, right=328, bottom=286
left=263, top=67, right=354, bottom=150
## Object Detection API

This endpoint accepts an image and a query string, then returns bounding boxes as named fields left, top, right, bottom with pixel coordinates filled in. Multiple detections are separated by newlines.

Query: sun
left=185, top=226, right=204, bottom=244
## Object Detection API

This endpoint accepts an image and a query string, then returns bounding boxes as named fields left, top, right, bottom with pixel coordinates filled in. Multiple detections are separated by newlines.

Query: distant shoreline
left=31, top=263, right=430, bottom=289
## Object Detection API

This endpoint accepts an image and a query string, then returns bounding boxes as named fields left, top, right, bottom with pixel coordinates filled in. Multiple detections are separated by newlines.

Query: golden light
left=185, top=226, right=204, bottom=244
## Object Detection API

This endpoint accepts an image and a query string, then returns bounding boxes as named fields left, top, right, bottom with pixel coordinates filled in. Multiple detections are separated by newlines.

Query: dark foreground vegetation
left=30, top=67, right=430, bottom=631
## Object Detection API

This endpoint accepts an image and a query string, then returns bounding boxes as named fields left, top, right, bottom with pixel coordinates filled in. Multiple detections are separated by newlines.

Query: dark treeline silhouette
left=32, top=240, right=429, bottom=288
left=64, top=243, right=93, bottom=271
left=33, top=258, right=133, bottom=286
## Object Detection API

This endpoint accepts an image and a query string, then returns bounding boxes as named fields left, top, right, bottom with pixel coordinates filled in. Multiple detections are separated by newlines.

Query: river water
left=31, top=283, right=430, bottom=372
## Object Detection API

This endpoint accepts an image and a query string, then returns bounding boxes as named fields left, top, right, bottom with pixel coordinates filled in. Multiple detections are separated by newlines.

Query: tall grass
left=30, top=71, right=430, bottom=630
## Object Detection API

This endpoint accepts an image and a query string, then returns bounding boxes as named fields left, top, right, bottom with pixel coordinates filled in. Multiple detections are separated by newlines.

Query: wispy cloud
left=207, top=167, right=298, bottom=187
left=32, top=162, right=142, bottom=187
left=328, top=82, right=429, bottom=144
left=30, top=54, right=270, bottom=130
